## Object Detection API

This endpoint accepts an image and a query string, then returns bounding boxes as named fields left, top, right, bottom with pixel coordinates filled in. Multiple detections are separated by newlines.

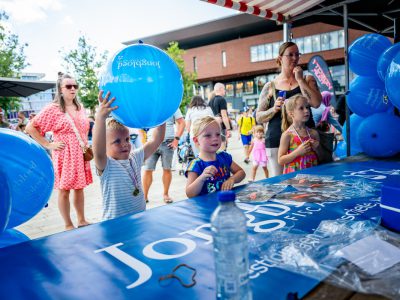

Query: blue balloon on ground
left=342, top=114, right=364, bottom=155
left=0, top=169, right=11, bottom=234
left=0, top=228, right=30, bottom=249
left=349, top=33, right=391, bottom=76
left=385, top=51, right=400, bottom=110
left=347, top=76, right=392, bottom=117
left=377, top=42, right=400, bottom=81
left=99, top=43, right=183, bottom=128
left=0, top=129, right=54, bottom=228
left=357, top=113, right=400, bottom=157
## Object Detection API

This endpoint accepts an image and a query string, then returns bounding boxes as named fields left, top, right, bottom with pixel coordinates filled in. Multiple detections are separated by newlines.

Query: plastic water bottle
left=211, top=191, right=252, bottom=300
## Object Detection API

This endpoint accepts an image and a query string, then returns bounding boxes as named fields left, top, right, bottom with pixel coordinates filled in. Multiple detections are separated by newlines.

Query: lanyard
left=116, top=158, right=140, bottom=196
left=291, top=125, right=311, bottom=144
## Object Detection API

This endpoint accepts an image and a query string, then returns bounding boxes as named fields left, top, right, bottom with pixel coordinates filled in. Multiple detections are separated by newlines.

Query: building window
left=321, top=33, right=330, bottom=51
left=250, top=46, right=258, bottom=62
left=236, top=82, right=244, bottom=97
left=244, top=80, right=254, bottom=94
left=304, top=36, right=312, bottom=53
left=295, top=38, right=304, bottom=54
left=329, top=31, right=339, bottom=49
left=222, top=51, right=227, bottom=67
left=226, top=83, right=234, bottom=97
left=312, top=35, right=321, bottom=52
left=338, top=30, right=345, bottom=48
left=193, top=57, right=197, bottom=72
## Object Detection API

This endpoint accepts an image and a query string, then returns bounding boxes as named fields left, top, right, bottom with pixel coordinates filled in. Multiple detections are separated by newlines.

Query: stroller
left=177, top=134, right=195, bottom=175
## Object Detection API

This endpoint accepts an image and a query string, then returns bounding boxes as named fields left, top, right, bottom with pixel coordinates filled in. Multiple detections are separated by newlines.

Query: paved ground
left=16, top=131, right=268, bottom=239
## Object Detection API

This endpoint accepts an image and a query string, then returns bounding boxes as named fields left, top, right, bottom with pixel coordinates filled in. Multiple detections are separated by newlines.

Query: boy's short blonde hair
left=192, top=116, right=220, bottom=138
left=253, top=125, right=265, bottom=135
left=106, top=118, right=128, bottom=132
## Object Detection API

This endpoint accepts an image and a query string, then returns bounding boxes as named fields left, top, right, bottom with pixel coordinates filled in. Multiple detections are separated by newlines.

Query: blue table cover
left=0, top=160, right=399, bottom=300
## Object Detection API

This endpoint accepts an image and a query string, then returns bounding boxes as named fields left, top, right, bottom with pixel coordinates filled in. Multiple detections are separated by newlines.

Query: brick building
left=125, top=14, right=370, bottom=111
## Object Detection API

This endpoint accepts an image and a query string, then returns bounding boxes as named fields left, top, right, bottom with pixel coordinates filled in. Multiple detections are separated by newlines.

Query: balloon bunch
left=99, top=42, right=183, bottom=129
left=0, top=129, right=54, bottom=248
left=336, top=34, right=400, bottom=158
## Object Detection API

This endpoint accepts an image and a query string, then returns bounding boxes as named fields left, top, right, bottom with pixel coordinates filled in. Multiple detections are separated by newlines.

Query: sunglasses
left=282, top=52, right=302, bottom=58
left=63, top=84, right=79, bottom=90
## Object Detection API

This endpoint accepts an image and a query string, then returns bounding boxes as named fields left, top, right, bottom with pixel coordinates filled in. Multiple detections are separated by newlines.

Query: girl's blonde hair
left=281, top=94, right=308, bottom=132
left=253, top=125, right=265, bottom=135
left=192, top=116, right=220, bottom=138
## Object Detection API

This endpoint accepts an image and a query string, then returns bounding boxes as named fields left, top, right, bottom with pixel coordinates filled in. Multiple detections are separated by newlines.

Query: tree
left=165, top=41, right=197, bottom=113
left=0, top=11, right=29, bottom=114
left=60, top=35, right=108, bottom=114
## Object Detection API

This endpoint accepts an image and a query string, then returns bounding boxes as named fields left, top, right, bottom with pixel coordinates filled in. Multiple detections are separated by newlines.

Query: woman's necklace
left=292, top=125, right=311, bottom=144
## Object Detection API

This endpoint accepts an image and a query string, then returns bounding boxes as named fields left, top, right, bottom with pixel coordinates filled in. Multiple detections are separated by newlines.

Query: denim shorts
left=143, top=140, right=174, bottom=170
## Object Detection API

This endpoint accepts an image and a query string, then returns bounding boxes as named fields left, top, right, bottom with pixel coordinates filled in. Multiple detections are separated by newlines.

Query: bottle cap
left=218, top=191, right=235, bottom=202
left=381, top=177, right=400, bottom=233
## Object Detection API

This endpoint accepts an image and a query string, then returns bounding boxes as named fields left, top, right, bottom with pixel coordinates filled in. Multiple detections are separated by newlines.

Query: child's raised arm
left=143, top=123, right=166, bottom=161
left=186, top=166, right=217, bottom=198
left=93, top=91, right=117, bottom=172
left=221, top=161, right=245, bottom=191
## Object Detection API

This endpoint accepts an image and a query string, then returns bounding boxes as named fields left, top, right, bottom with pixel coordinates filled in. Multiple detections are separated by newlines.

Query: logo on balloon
left=99, top=43, right=184, bottom=129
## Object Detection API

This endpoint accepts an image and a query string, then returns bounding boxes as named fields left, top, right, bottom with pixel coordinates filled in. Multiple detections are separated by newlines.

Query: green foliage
left=165, top=41, right=197, bottom=113
left=60, top=36, right=108, bottom=114
left=0, top=11, right=29, bottom=114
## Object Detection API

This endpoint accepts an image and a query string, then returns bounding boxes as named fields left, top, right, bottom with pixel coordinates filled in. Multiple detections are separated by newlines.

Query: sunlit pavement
left=17, top=130, right=268, bottom=239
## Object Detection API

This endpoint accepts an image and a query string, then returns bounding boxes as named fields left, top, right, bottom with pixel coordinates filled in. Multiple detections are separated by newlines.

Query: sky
left=0, top=0, right=236, bottom=81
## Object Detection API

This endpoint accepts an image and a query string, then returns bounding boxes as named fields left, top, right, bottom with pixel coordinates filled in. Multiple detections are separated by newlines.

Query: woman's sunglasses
left=63, top=84, right=79, bottom=90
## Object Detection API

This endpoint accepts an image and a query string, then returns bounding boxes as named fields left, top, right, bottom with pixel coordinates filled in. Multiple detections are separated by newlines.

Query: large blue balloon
left=349, top=33, right=391, bottom=76
left=0, top=228, right=30, bottom=249
left=0, top=169, right=11, bottom=234
left=385, top=51, right=400, bottom=110
left=357, top=113, right=400, bottom=157
left=0, top=129, right=54, bottom=228
left=347, top=76, right=392, bottom=117
left=377, top=42, right=400, bottom=81
left=342, top=114, right=364, bottom=155
left=99, top=43, right=183, bottom=128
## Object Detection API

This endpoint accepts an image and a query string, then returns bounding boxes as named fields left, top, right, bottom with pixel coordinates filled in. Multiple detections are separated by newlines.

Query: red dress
left=32, top=103, right=93, bottom=190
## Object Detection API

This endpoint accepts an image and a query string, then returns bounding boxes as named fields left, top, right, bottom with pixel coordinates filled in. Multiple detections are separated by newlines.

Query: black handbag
left=317, top=128, right=337, bottom=164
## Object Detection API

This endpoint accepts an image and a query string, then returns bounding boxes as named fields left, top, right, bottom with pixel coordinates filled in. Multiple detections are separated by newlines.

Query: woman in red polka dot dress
left=26, top=73, right=93, bottom=230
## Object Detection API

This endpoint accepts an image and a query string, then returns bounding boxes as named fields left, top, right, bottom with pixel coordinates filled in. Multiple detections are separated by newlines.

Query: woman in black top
left=256, top=41, right=322, bottom=177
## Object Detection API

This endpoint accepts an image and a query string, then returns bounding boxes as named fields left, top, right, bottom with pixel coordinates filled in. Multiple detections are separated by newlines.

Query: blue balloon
left=0, top=228, right=30, bottom=249
left=347, top=76, right=392, bottom=117
left=99, top=43, right=183, bottom=128
left=357, top=113, right=400, bottom=157
left=377, top=42, right=400, bottom=81
left=349, top=33, right=391, bottom=76
left=334, top=141, right=347, bottom=159
left=342, top=114, right=364, bottom=155
left=385, top=51, right=400, bottom=110
left=0, top=129, right=54, bottom=228
left=0, top=169, right=11, bottom=234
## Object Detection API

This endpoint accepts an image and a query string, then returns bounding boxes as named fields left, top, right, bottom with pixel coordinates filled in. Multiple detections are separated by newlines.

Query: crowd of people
left=0, top=41, right=345, bottom=231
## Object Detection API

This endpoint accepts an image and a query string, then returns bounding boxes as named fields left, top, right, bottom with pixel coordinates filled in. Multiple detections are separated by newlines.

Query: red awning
left=201, top=0, right=325, bottom=23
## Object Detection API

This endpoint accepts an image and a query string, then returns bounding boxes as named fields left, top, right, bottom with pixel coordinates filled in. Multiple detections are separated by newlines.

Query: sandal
left=163, top=196, right=173, bottom=204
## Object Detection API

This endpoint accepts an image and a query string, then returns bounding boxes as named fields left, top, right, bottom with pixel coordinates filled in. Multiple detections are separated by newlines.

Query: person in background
left=185, top=116, right=245, bottom=198
left=237, top=107, right=256, bottom=164
left=0, top=110, right=10, bottom=128
left=278, top=94, right=319, bottom=174
left=256, top=41, right=321, bottom=177
left=17, top=111, right=29, bottom=127
left=142, top=108, right=185, bottom=204
left=26, top=72, right=92, bottom=230
left=185, top=95, right=214, bottom=156
left=248, top=125, right=269, bottom=182
left=311, top=91, right=342, bottom=133
left=208, top=83, right=232, bottom=151
left=93, top=91, right=165, bottom=220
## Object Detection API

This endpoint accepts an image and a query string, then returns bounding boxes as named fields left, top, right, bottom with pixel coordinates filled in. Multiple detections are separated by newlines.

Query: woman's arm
left=25, top=122, right=65, bottom=151
left=297, top=74, right=322, bottom=108
left=256, top=82, right=276, bottom=124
